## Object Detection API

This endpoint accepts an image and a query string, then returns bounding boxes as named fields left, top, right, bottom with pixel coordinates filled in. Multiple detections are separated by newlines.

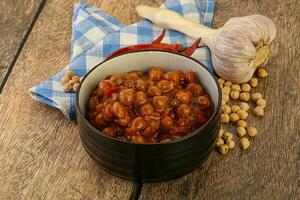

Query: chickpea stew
left=87, top=67, right=214, bottom=144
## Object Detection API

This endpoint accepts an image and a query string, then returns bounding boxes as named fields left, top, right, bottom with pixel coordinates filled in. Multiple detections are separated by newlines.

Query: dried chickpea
left=253, top=106, right=264, bottom=116
left=257, top=68, right=268, bottom=78
left=249, top=78, right=258, bottom=87
left=79, top=76, right=83, bottom=82
left=221, top=113, right=230, bottom=123
left=240, top=138, right=250, bottom=150
left=218, top=144, right=229, bottom=155
left=71, top=75, right=80, bottom=83
left=241, top=83, right=252, bottom=92
left=65, top=70, right=75, bottom=78
left=221, top=100, right=226, bottom=106
left=63, top=82, right=73, bottom=92
left=231, top=105, right=240, bottom=113
left=251, top=92, right=263, bottom=102
left=222, top=86, right=231, bottom=95
left=218, top=78, right=225, bottom=86
left=222, top=94, right=230, bottom=103
left=257, top=98, right=267, bottom=108
left=240, top=102, right=250, bottom=111
left=72, top=83, right=80, bottom=92
left=230, top=91, right=240, bottom=100
left=247, top=127, right=258, bottom=137
left=231, top=84, right=241, bottom=91
left=237, top=120, right=247, bottom=128
left=61, top=75, right=70, bottom=84
left=229, top=113, right=240, bottom=122
left=226, top=140, right=235, bottom=149
left=237, top=109, right=248, bottom=120
left=237, top=127, right=247, bottom=137
left=216, top=138, right=225, bottom=146
left=240, top=92, right=250, bottom=101
left=218, top=129, right=225, bottom=138
left=224, top=81, right=232, bottom=87
left=223, top=132, right=233, bottom=141
left=222, top=105, right=231, bottom=115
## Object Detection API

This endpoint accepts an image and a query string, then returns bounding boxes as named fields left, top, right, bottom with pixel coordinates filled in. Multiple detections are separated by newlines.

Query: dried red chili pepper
left=106, top=30, right=201, bottom=59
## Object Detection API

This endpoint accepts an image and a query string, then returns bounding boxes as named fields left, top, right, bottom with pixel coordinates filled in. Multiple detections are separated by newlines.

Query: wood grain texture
left=139, top=0, right=300, bottom=199
left=0, top=0, right=40, bottom=86
left=0, top=0, right=167, bottom=199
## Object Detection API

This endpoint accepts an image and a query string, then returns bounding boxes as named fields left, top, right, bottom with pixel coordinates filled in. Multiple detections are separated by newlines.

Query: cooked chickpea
left=218, top=78, right=225, bottom=86
left=224, top=81, right=232, bottom=87
left=253, top=106, right=264, bottom=116
left=130, top=134, right=145, bottom=144
left=135, top=79, right=147, bottom=91
left=240, top=138, right=250, bottom=150
left=247, top=127, right=257, bottom=137
left=162, top=116, right=173, bottom=130
left=148, top=86, right=161, bottom=96
left=102, top=127, right=115, bottom=137
left=221, top=113, right=230, bottom=123
left=231, top=105, right=240, bottom=113
left=186, top=83, right=204, bottom=95
left=185, top=70, right=196, bottom=83
left=230, top=91, right=240, bottom=100
left=63, top=82, right=73, bottom=92
left=257, top=68, right=268, bottom=78
left=65, top=70, right=75, bottom=78
left=177, top=104, right=191, bottom=117
left=241, top=83, right=252, bottom=92
left=218, top=129, right=225, bottom=138
left=148, top=67, right=164, bottom=81
left=134, top=91, right=147, bottom=106
left=218, top=144, right=229, bottom=155
left=229, top=113, right=240, bottom=122
left=119, top=89, right=134, bottom=106
left=102, top=104, right=113, bottom=121
left=111, top=101, right=127, bottom=118
left=251, top=92, right=263, bottom=102
left=223, top=132, right=233, bottom=141
left=222, top=105, right=231, bottom=115
left=222, top=86, right=231, bottom=95
left=196, top=96, right=211, bottom=110
left=61, top=75, right=70, bottom=84
left=163, top=71, right=180, bottom=84
left=176, top=91, right=191, bottom=104
left=226, top=140, right=235, bottom=149
left=88, top=96, right=98, bottom=110
left=240, top=92, right=250, bottom=101
left=116, top=112, right=130, bottom=126
left=157, top=80, right=173, bottom=92
left=237, top=120, right=247, bottom=128
left=140, top=104, right=154, bottom=116
left=130, top=117, right=147, bottom=131
left=240, top=102, right=250, bottom=111
left=231, top=84, right=241, bottom=91
left=237, top=109, right=248, bottom=120
left=152, top=95, right=169, bottom=111
left=237, top=127, right=247, bottom=137
left=95, top=113, right=107, bottom=126
left=170, top=99, right=180, bottom=108
left=249, top=78, right=258, bottom=87
left=257, top=98, right=267, bottom=108
left=222, top=94, right=230, bottom=103
left=216, top=138, right=225, bottom=146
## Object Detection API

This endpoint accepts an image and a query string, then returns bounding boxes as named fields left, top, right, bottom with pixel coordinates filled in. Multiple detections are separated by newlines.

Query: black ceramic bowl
left=76, top=50, right=221, bottom=182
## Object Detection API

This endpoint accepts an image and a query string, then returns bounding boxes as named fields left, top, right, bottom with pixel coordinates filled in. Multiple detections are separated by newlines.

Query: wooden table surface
left=0, top=0, right=299, bottom=199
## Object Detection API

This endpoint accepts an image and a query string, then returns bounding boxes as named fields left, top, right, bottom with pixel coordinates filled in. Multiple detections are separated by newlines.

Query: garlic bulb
left=136, top=5, right=277, bottom=83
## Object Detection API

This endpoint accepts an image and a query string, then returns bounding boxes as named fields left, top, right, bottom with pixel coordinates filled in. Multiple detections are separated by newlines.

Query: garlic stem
left=136, top=5, right=218, bottom=47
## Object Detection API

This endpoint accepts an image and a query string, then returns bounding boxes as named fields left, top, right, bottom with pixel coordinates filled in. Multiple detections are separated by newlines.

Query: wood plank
left=0, top=0, right=166, bottom=199
left=140, top=0, right=300, bottom=199
left=0, top=0, right=41, bottom=89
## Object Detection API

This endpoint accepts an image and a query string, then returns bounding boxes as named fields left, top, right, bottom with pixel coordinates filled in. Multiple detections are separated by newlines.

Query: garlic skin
left=211, top=15, right=277, bottom=83
left=136, top=5, right=277, bottom=83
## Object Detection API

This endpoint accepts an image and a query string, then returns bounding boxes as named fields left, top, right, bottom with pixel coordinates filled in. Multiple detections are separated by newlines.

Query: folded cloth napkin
left=29, top=0, right=216, bottom=120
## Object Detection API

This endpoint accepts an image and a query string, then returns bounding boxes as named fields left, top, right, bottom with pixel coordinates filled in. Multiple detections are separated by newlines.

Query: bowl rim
left=76, top=50, right=221, bottom=146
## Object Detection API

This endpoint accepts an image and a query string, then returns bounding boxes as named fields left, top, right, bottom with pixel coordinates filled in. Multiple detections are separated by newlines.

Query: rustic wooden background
left=0, top=0, right=299, bottom=199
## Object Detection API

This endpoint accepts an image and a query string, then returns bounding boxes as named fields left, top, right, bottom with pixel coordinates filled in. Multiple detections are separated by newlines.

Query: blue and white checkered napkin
left=29, top=0, right=216, bottom=120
